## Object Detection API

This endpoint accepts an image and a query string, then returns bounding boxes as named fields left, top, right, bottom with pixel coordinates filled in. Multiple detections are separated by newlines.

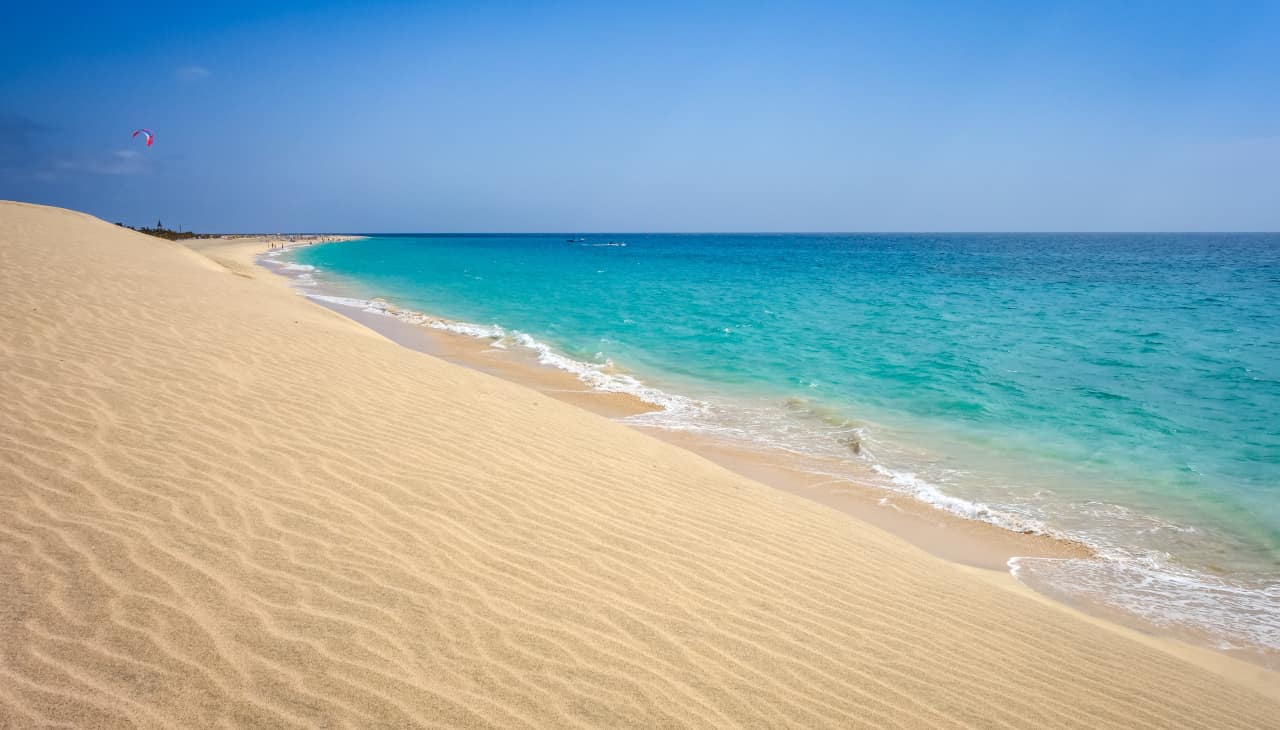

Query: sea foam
left=303, top=291, right=702, bottom=415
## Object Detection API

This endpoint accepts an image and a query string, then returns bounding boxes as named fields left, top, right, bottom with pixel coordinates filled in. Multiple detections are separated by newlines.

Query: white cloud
left=52, top=149, right=150, bottom=176
left=176, top=65, right=211, bottom=82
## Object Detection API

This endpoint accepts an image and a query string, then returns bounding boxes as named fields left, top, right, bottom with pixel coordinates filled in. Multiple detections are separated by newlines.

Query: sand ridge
left=1, top=200, right=1277, bottom=728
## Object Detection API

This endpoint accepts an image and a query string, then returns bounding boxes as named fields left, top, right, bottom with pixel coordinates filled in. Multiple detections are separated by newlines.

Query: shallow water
left=288, top=233, right=1280, bottom=657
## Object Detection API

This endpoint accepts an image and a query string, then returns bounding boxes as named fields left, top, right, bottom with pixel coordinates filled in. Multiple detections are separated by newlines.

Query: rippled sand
left=1, top=200, right=1275, bottom=728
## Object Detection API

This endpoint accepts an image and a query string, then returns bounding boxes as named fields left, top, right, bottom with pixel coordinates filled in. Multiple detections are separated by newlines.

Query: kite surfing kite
left=131, top=128, right=154, bottom=147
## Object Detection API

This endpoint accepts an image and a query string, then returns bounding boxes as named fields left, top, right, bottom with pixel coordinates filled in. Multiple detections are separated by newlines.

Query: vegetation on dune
left=116, top=220, right=218, bottom=241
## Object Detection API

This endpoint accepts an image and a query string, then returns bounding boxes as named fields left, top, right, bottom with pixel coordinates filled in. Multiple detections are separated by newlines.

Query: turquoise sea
left=280, top=233, right=1279, bottom=656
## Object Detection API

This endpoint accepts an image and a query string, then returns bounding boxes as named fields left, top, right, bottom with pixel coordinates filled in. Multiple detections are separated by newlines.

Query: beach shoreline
left=4, top=202, right=1277, bottom=727
left=294, top=268, right=1092, bottom=570
left=251, top=234, right=1279, bottom=685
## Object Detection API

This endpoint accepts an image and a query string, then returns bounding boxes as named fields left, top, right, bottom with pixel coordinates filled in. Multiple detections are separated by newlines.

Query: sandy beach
left=2, top=200, right=1277, bottom=727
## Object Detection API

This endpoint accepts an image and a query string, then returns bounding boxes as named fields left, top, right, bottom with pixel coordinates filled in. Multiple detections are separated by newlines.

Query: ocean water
left=284, top=233, right=1280, bottom=657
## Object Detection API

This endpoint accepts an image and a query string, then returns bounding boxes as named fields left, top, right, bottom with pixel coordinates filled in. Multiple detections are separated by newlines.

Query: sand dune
left=1, top=200, right=1276, bottom=728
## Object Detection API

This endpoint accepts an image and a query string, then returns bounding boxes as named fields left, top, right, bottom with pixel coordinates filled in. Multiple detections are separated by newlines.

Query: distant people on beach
left=266, top=235, right=347, bottom=250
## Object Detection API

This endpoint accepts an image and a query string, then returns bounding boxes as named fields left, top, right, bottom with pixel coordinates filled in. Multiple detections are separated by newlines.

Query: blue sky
left=2, top=1, right=1277, bottom=231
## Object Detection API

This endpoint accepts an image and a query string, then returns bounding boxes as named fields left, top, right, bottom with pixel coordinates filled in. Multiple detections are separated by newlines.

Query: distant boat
left=566, top=237, right=586, bottom=243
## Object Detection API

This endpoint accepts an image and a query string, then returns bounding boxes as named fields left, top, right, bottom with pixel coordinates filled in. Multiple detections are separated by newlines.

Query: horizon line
left=199, top=230, right=1280, bottom=236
